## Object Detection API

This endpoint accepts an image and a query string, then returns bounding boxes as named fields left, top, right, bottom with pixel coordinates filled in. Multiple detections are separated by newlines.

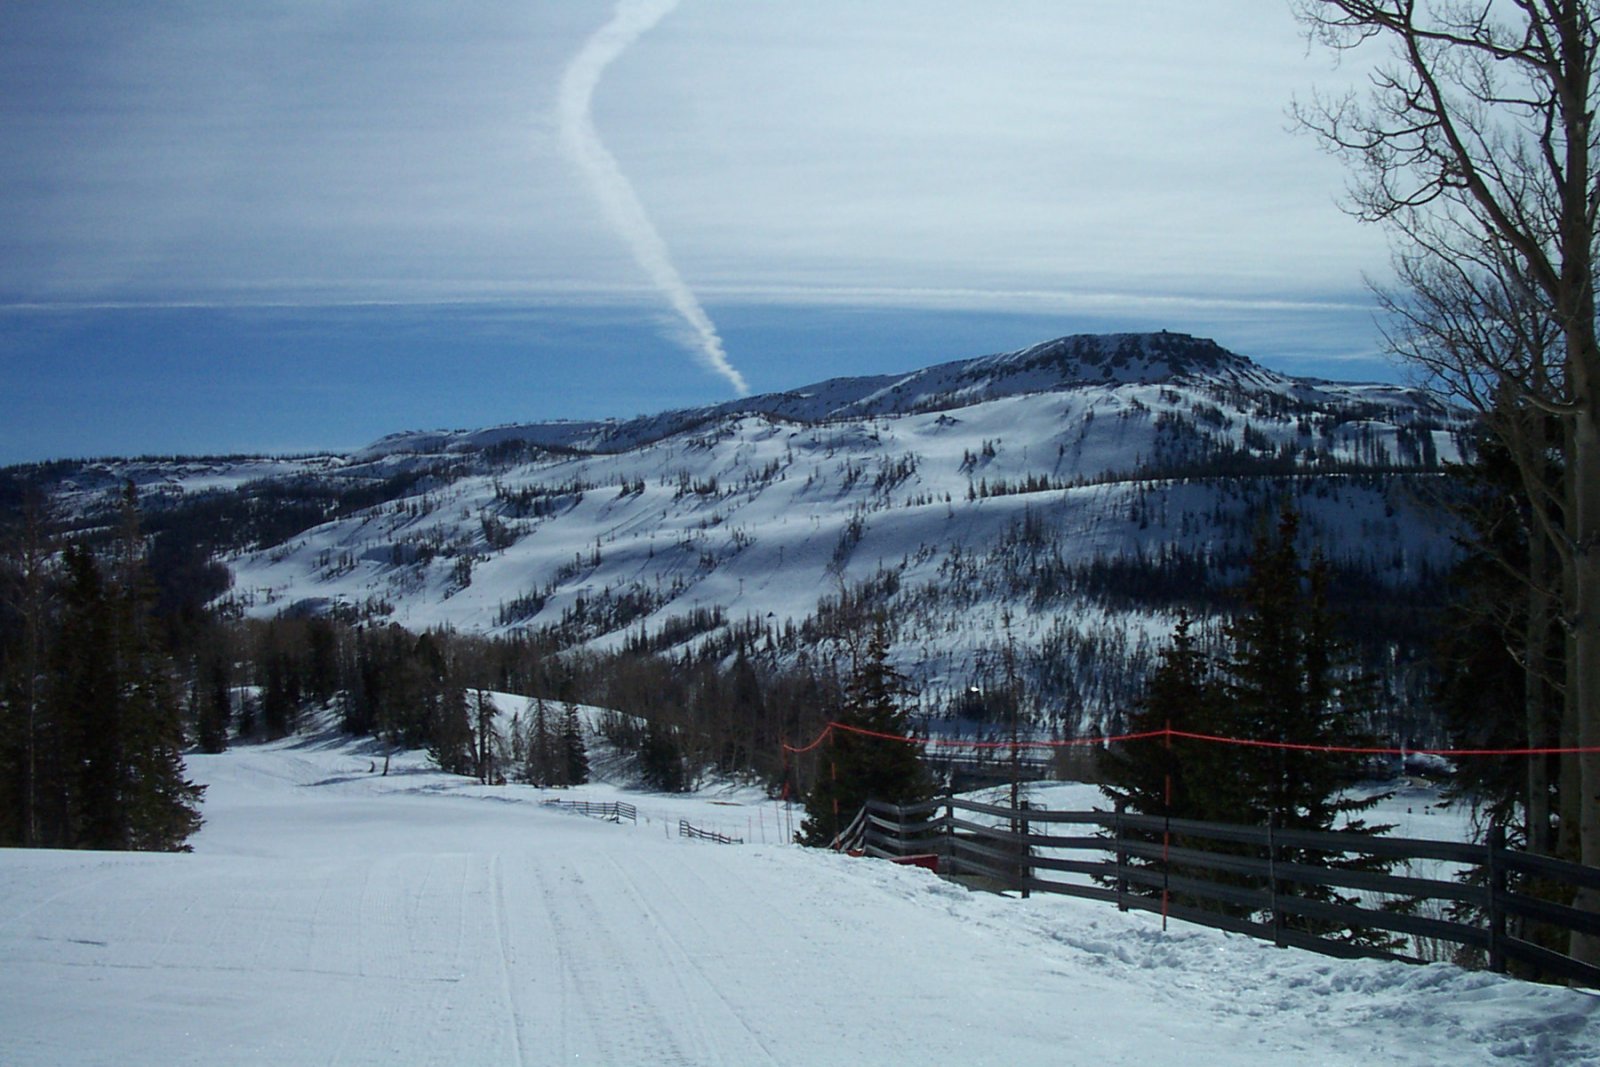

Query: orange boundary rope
left=782, top=720, right=1600, bottom=758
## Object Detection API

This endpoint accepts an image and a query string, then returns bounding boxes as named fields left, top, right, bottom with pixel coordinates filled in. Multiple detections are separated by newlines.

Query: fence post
left=943, top=795, right=956, bottom=876
left=1267, top=814, right=1285, bottom=949
left=1486, top=821, right=1507, bottom=975
left=1018, top=799, right=1030, bottom=900
left=1115, top=800, right=1128, bottom=912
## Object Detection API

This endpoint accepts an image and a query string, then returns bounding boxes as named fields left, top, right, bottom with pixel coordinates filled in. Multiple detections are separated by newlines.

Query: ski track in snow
left=1, top=732, right=1597, bottom=1065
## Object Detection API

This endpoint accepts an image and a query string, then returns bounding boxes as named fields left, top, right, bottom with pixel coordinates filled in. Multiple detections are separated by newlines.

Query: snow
left=3, top=731, right=1595, bottom=1066
left=216, top=363, right=1464, bottom=725
left=35, top=333, right=1473, bottom=732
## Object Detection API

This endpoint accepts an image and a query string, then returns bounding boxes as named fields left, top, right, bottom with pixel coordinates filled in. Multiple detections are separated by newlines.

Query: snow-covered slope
left=1, top=731, right=1592, bottom=1066
left=21, top=332, right=1472, bottom=725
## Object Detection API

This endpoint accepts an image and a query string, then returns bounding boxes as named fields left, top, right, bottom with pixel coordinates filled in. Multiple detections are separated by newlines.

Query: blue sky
left=0, top=1, right=1396, bottom=465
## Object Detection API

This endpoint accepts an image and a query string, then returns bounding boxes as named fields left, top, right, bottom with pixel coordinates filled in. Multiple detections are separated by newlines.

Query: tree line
left=0, top=488, right=203, bottom=850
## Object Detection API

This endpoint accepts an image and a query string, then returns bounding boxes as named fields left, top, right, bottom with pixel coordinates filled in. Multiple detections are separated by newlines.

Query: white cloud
left=0, top=1, right=1386, bottom=315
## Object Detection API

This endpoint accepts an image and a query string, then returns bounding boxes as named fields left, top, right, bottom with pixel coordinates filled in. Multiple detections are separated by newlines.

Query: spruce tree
left=108, top=490, right=204, bottom=851
left=194, top=644, right=231, bottom=755
left=54, top=543, right=124, bottom=848
left=800, top=619, right=931, bottom=846
left=1100, top=508, right=1394, bottom=935
left=1215, top=507, right=1393, bottom=940
left=426, top=684, right=475, bottom=777
left=0, top=492, right=55, bottom=847
left=1099, top=611, right=1231, bottom=821
left=639, top=718, right=687, bottom=792
left=519, top=698, right=560, bottom=786
left=472, top=688, right=500, bottom=784
left=43, top=519, right=204, bottom=852
left=1099, top=610, right=1255, bottom=910
left=561, top=701, right=589, bottom=786
left=1218, top=508, right=1383, bottom=838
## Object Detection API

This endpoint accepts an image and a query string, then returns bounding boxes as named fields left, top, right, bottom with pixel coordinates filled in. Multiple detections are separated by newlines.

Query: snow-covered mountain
left=19, top=332, right=1472, bottom=730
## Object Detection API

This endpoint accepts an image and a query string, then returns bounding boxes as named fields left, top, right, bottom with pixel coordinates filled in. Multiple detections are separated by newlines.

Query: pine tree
left=1219, top=508, right=1383, bottom=838
left=1099, top=611, right=1231, bottom=820
left=415, top=631, right=472, bottom=775
left=561, top=701, right=589, bottom=786
left=472, top=688, right=500, bottom=784
left=800, top=619, right=931, bottom=846
left=0, top=492, right=55, bottom=847
left=426, top=684, right=475, bottom=777
left=194, top=643, right=231, bottom=755
left=1215, top=506, right=1393, bottom=940
left=1098, top=610, right=1256, bottom=910
left=520, top=698, right=557, bottom=786
left=639, top=718, right=687, bottom=792
left=1099, top=508, right=1394, bottom=935
left=54, top=543, right=124, bottom=848
left=37, top=498, right=204, bottom=853
left=107, top=488, right=204, bottom=851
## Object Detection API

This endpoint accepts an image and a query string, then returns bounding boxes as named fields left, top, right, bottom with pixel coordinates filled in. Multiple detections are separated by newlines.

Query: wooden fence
left=853, top=795, right=1600, bottom=988
left=541, top=798, right=638, bottom=824
left=679, top=819, right=742, bottom=844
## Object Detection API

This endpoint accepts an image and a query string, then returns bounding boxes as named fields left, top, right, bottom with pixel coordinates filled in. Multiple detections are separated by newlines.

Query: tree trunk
left=1526, top=524, right=1553, bottom=856
left=1570, top=390, right=1600, bottom=968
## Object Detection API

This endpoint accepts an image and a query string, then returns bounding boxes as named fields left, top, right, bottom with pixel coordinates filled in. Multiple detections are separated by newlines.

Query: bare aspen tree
left=1292, top=0, right=1600, bottom=965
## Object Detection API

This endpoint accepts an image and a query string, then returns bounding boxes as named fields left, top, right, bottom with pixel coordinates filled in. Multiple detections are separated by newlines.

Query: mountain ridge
left=8, top=331, right=1472, bottom=732
left=352, top=331, right=1435, bottom=462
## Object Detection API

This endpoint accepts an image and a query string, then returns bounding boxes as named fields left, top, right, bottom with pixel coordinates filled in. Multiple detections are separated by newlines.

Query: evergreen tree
left=119, top=656, right=205, bottom=852
left=1098, top=508, right=1393, bottom=937
left=54, top=543, right=123, bottom=848
left=260, top=645, right=299, bottom=741
left=639, top=718, right=687, bottom=792
left=1215, top=507, right=1393, bottom=940
left=0, top=492, right=55, bottom=847
left=800, top=619, right=931, bottom=846
left=561, top=701, right=589, bottom=786
left=1434, top=428, right=1565, bottom=857
left=519, top=698, right=558, bottom=786
left=1098, top=610, right=1258, bottom=911
left=426, top=683, right=474, bottom=777
left=472, top=688, right=500, bottom=784
left=107, top=489, right=204, bottom=851
left=37, top=518, right=204, bottom=851
left=193, top=642, right=232, bottom=755
left=1218, top=509, right=1383, bottom=839
left=1099, top=611, right=1232, bottom=820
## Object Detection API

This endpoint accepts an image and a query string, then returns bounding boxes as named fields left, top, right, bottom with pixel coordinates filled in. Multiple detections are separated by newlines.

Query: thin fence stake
left=1268, top=814, right=1284, bottom=949
left=1115, top=800, right=1128, bottom=913
left=1487, top=822, right=1507, bottom=975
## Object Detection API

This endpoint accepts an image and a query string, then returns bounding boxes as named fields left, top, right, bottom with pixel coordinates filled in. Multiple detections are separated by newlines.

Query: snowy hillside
left=2, top=728, right=1594, bottom=1066
left=18, top=332, right=1472, bottom=727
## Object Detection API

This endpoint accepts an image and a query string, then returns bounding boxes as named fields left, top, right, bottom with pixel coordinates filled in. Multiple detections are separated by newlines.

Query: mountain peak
left=816, top=330, right=1271, bottom=420
left=987, top=331, right=1255, bottom=384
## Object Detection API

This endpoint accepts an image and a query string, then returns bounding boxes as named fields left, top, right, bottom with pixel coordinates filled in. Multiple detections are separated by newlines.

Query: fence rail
left=679, top=820, right=741, bottom=845
left=856, top=795, right=1600, bottom=989
left=541, top=799, right=637, bottom=824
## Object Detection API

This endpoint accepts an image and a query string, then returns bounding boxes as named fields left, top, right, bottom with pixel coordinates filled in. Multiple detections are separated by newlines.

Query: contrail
left=557, top=0, right=749, bottom=395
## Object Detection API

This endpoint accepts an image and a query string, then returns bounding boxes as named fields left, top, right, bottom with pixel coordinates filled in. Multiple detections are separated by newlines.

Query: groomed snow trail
left=2, top=734, right=1597, bottom=1065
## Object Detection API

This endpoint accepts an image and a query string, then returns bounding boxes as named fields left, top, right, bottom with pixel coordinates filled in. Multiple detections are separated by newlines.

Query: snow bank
left=1, top=733, right=1594, bottom=1065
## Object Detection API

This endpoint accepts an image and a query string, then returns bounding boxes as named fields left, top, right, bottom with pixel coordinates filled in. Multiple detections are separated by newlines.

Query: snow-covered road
left=2, top=734, right=1596, bottom=1065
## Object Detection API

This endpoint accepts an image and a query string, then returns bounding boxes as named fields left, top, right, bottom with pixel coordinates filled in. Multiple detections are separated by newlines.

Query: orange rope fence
left=782, top=720, right=1600, bottom=758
